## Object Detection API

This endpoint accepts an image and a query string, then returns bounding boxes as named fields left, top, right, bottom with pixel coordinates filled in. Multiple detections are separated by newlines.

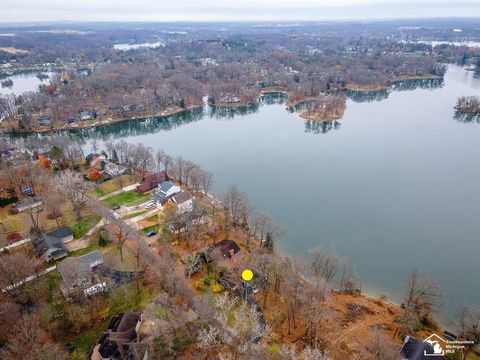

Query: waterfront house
left=79, top=110, right=94, bottom=121
left=105, top=162, right=127, bottom=177
left=134, top=171, right=169, bottom=193
left=152, top=181, right=181, bottom=210
left=37, top=118, right=52, bottom=126
left=156, top=181, right=181, bottom=198
left=400, top=335, right=446, bottom=360
left=171, top=191, right=194, bottom=214
left=208, top=239, right=241, bottom=259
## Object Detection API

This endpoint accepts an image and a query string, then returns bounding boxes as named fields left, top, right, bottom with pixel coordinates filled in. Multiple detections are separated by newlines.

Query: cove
left=19, top=65, right=480, bottom=323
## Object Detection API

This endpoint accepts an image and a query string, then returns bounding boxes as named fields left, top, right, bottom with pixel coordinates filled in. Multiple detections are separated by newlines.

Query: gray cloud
left=0, top=0, right=478, bottom=22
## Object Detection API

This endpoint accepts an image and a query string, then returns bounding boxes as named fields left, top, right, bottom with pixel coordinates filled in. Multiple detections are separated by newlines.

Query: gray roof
left=152, top=192, right=171, bottom=205
left=46, top=227, right=72, bottom=240
left=158, top=181, right=175, bottom=193
left=32, top=233, right=68, bottom=259
left=57, top=250, right=103, bottom=288
left=172, top=191, right=192, bottom=204
left=105, top=162, right=127, bottom=174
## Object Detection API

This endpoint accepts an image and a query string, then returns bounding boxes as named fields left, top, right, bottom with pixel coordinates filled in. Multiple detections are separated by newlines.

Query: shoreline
left=0, top=104, right=203, bottom=135
left=299, top=111, right=343, bottom=122
left=0, top=73, right=444, bottom=135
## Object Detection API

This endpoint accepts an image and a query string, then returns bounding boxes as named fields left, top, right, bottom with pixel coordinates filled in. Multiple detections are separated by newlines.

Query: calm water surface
left=57, top=65, right=480, bottom=322
left=0, top=72, right=54, bottom=95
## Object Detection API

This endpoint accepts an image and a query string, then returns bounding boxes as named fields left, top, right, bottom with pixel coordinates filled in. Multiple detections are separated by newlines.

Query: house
left=208, top=239, right=241, bottom=259
left=400, top=335, right=446, bottom=360
left=134, top=171, right=169, bottom=193
left=105, top=162, right=127, bottom=177
left=57, top=250, right=105, bottom=296
left=86, top=153, right=100, bottom=164
left=86, top=153, right=106, bottom=168
left=156, top=181, right=181, bottom=198
left=37, top=118, right=52, bottom=126
left=171, top=191, right=194, bottom=214
left=220, top=96, right=240, bottom=103
left=79, top=110, right=95, bottom=121
left=32, top=227, right=73, bottom=261
left=152, top=181, right=181, bottom=209
left=90, top=312, right=147, bottom=360
left=9, top=197, right=43, bottom=214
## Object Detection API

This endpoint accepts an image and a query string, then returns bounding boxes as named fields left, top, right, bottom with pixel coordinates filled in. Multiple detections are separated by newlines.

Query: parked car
left=144, top=201, right=155, bottom=209
left=109, top=209, right=120, bottom=219
left=146, top=230, right=157, bottom=237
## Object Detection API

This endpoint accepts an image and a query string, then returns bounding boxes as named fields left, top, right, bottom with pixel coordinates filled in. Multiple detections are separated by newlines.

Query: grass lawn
left=94, top=175, right=138, bottom=196
left=68, top=241, right=101, bottom=257
left=100, top=244, right=138, bottom=271
left=125, top=209, right=148, bottom=219
left=71, top=213, right=102, bottom=239
left=102, top=190, right=151, bottom=209
left=1, top=215, right=24, bottom=233
left=142, top=224, right=159, bottom=234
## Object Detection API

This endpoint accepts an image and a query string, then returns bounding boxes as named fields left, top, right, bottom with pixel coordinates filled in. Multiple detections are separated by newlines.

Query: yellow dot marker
left=242, top=269, right=253, bottom=282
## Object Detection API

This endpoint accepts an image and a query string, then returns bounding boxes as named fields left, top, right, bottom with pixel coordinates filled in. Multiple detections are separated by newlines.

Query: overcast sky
left=0, top=0, right=479, bottom=22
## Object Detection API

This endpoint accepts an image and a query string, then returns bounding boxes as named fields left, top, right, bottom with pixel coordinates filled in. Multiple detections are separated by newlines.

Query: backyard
left=94, top=175, right=139, bottom=196
left=102, top=190, right=151, bottom=209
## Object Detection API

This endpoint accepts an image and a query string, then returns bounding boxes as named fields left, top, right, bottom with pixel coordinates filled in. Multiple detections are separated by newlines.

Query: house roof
left=86, top=153, right=100, bottom=162
left=172, top=191, right=192, bottom=204
left=97, top=312, right=142, bottom=359
left=105, top=162, right=127, bottom=175
left=58, top=250, right=103, bottom=287
left=46, top=226, right=72, bottom=240
left=158, top=181, right=175, bottom=193
left=209, top=239, right=241, bottom=258
left=152, top=192, right=171, bottom=204
left=32, top=233, right=68, bottom=259
left=400, top=336, right=445, bottom=360
left=135, top=171, right=169, bottom=193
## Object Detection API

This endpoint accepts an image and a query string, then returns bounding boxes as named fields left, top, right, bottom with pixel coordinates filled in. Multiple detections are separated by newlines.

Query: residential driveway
left=125, top=208, right=161, bottom=229
left=98, top=183, right=140, bottom=201
left=66, top=218, right=106, bottom=251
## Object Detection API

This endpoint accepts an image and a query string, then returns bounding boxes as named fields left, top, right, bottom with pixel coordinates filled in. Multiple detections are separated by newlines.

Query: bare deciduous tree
left=50, top=170, right=91, bottom=221
left=309, top=247, right=339, bottom=297
left=220, top=186, right=250, bottom=229
left=394, top=269, right=443, bottom=338
left=457, top=305, right=480, bottom=360
left=0, top=314, right=68, bottom=359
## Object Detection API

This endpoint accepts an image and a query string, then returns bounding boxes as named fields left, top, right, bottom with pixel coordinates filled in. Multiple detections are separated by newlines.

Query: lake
left=26, top=65, right=480, bottom=323
left=0, top=71, right=55, bottom=95
left=113, top=41, right=165, bottom=51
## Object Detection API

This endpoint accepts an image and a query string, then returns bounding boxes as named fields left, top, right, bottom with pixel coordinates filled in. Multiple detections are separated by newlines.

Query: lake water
left=114, top=41, right=165, bottom=51
left=418, top=40, right=480, bottom=48
left=25, top=65, right=480, bottom=323
left=0, top=72, right=54, bottom=95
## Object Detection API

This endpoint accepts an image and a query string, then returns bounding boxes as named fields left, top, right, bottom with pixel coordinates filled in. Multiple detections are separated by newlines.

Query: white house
left=153, top=181, right=181, bottom=209
left=105, top=162, right=127, bottom=177
left=156, top=181, right=181, bottom=198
